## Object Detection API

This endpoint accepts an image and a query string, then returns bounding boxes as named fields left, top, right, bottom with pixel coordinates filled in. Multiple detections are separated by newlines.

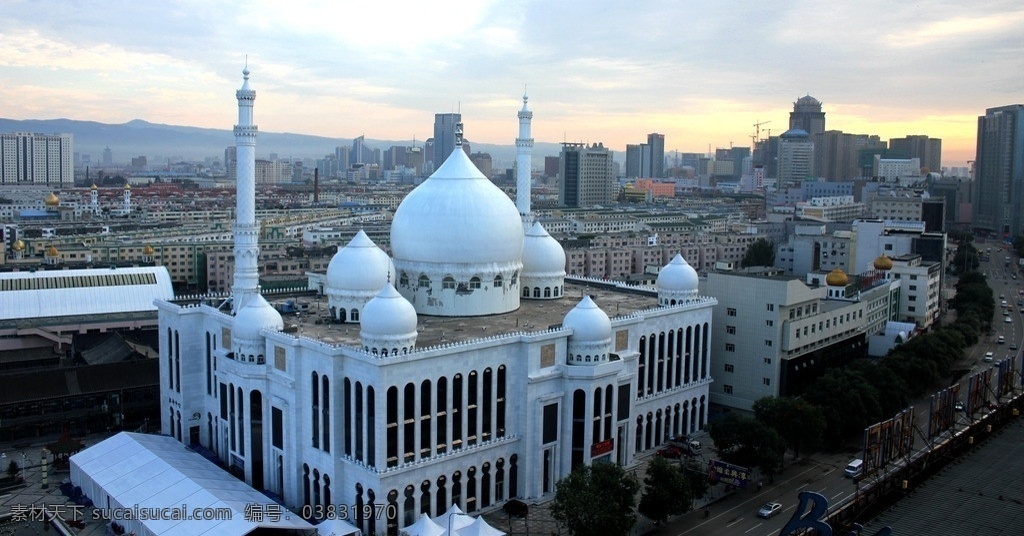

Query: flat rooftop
left=267, top=280, right=661, bottom=348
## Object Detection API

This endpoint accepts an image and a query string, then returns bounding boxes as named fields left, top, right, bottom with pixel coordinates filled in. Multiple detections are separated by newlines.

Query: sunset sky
left=2, top=0, right=1022, bottom=167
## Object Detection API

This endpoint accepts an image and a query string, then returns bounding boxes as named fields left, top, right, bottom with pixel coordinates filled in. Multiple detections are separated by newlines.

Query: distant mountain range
left=0, top=118, right=567, bottom=167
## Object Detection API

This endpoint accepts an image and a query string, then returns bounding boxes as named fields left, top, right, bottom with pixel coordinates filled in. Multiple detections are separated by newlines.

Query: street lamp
left=447, top=512, right=470, bottom=535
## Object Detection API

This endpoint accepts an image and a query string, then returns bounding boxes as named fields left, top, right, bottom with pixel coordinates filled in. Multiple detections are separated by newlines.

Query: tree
left=551, top=462, right=640, bottom=536
left=741, top=238, right=775, bottom=268
left=638, top=456, right=692, bottom=524
left=753, top=396, right=826, bottom=459
left=707, top=413, right=786, bottom=479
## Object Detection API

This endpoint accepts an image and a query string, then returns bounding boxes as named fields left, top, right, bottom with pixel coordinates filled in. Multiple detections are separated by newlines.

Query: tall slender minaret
left=515, top=92, right=533, bottom=225
left=231, top=67, right=261, bottom=313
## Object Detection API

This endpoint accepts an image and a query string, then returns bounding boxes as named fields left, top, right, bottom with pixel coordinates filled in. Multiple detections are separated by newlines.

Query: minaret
left=90, top=184, right=99, bottom=215
left=515, top=92, right=533, bottom=225
left=231, top=67, right=261, bottom=313
left=122, top=184, right=131, bottom=215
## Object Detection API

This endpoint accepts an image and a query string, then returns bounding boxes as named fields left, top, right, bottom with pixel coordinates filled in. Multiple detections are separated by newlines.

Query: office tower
left=973, top=105, right=1024, bottom=237
left=625, top=144, right=643, bottom=178
left=814, top=131, right=886, bottom=181
left=778, top=128, right=814, bottom=183
left=102, top=146, right=112, bottom=165
left=646, top=133, right=665, bottom=178
left=559, top=142, right=615, bottom=207
left=889, top=135, right=942, bottom=174
left=0, top=132, right=74, bottom=185
left=789, top=95, right=826, bottom=137
left=432, top=112, right=462, bottom=168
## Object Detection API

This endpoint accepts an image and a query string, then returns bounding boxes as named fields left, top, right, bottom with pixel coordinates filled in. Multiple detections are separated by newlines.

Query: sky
left=2, top=0, right=1022, bottom=168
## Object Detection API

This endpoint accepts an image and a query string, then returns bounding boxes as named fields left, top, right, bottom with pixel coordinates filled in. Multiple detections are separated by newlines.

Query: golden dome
left=873, top=254, right=893, bottom=270
left=825, top=267, right=849, bottom=286
left=124, top=184, right=131, bottom=190
left=143, top=245, right=155, bottom=255
left=44, top=192, right=60, bottom=206
left=90, top=183, right=98, bottom=190
left=12, top=239, right=25, bottom=251
left=46, top=245, right=59, bottom=256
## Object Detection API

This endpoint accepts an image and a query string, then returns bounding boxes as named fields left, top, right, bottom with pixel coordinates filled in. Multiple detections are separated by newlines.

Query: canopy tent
left=432, top=504, right=472, bottom=535
left=314, top=518, right=361, bottom=535
left=401, top=512, right=445, bottom=536
left=70, top=432, right=314, bottom=535
left=457, top=517, right=505, bottom=536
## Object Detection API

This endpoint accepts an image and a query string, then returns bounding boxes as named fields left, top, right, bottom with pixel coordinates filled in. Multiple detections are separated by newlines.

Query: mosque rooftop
left=266, top=280, right=662, bottom=348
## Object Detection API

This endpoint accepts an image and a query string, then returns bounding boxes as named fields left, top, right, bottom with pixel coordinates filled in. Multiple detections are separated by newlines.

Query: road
left=660, top=243, right=1023, bottom=536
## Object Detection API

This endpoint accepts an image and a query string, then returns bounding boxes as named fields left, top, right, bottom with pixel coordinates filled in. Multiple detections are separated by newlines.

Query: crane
left=752, top=120, right=772, bottom=145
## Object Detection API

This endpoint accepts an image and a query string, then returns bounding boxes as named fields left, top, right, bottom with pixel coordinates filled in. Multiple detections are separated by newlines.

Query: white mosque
left=156, top=69, right=716, bottom=535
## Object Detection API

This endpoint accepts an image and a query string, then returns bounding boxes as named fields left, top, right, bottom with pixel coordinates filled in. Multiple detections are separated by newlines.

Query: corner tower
left=516, top=92, right=533, bottom=225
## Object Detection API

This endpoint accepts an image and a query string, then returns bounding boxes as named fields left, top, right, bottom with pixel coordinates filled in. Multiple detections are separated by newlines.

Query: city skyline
left=3, top=1, right=1022, bottom=168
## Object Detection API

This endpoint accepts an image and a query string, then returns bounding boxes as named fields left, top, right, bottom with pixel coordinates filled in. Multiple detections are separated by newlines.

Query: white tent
left=69, top=432, right=314, bottom=535
left=432, top=504, right=472, bottom=535
left=315, top=518, right=362, bottom=535
left=401, top=512, right=445, bottom=536
left=457, top=516, right=505, bottom=536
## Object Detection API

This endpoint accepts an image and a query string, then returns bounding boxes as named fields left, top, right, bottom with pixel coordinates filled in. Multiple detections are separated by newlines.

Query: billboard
left=707, top=459, right=751, bottom=488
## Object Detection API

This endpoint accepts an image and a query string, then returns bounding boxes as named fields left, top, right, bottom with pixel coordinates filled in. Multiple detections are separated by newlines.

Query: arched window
left=510, top=271, right=518, bottom=285
left=493, top=275, right=503, bottom=288
left=544, top=287, right=551, bottom=297
left=351, top=309, right=359, bottom=321
left=443, top=276, right=456, bottom=290
left=469, top=276, right=481, bottom=289
left=533, top=287, right=540, bottom=298
left=418, top=274, right=431, bottom=288
left=399, top=272, right=409, bottom=287
left=554, top=286, right=560, bottom=297
left=523, top=287, right=530, bottom=297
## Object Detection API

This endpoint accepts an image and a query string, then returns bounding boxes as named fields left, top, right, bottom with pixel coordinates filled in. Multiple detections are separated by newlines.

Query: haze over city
left=2, top=0, right=1022, bottom=168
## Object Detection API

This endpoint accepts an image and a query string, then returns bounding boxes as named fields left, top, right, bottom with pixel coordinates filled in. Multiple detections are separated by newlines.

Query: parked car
left=758, top=502, right=783, bottom=519
left=656, top=446, right=683, bottom=459
left=984, top=351, right=994, bottom=362
left=1011, top=344, right=1018, bottom=351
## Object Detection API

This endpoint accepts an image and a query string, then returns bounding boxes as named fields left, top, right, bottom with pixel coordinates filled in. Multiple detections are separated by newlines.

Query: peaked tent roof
left=69, top=432, right=314, bottom=535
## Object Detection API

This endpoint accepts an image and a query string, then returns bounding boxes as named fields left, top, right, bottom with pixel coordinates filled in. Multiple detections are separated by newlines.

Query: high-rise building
left=889, top=135, right=941, bottom=174
left=625, top=144, right=643, bottom=178
left=973, top=105, right=1024, bottom=237
left=432, top=113, right=461, bottom=169
left=0, top=132, right=74, bottom=185
left=814, top=131, right=886, bottom=181
left=559, top=142, right=615, bottom=208
left=777, top=129, right=814, bottom=183
left=789, top=95, right=826, bottom=137
left=646, top=133, right=665, bottom=178
left=102, top=146, right=112, bottom=165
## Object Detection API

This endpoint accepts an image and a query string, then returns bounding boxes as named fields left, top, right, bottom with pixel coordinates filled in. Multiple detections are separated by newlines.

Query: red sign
left=591, top=438, right=614, bottom=457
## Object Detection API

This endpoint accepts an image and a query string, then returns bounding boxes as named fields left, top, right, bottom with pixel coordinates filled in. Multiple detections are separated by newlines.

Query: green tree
left=551, top=462, right=640, bottom=536
left=741, top=238, right=776, bottom=268
left=752, top=396, right=826, bottom=459
left=638, top=456, right=692, bottom=525
left=707, top=413, right=786, bottom=479
left=951, top=243, right=980, bottom=274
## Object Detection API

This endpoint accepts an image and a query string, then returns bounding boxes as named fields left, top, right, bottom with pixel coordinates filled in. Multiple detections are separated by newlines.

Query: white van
left=844, top=459, right=864, bottom=478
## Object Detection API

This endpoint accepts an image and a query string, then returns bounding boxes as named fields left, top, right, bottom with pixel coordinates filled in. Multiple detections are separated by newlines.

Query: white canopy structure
left=457, top=517, right=505, bottom=536
left=432, top=504, right=472, bottom=535
left=69, top=432, right=314, bottom=535
left=314, top=518, right=361, bottom=535
left=401, top=512, right=445, bottom=536
left=0, top=266, right=173, bottom=320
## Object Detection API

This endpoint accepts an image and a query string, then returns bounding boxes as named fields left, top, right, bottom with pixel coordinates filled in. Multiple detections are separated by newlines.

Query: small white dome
left=563, top=295, right=612, bottom=343
left=233, top=294, right=284, bottom=340
left=657, top=254, right=699, bottom=292
left=522, top=222, right=566, bottom=275
left=361, top=284, right=418, bottom=337
left=327, top=230, right=394, bottom=291
left=391, top=147, right=524, bottom=266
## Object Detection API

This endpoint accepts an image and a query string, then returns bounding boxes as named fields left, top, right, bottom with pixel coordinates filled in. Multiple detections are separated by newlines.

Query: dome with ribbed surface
left=233, top=294, right=284, bottom=341
left=44, top=192, right=59, bottom=206
left=361, top=284, right=418, bottom=337
left=825, top=267, right=849, bottom=286
left=391, top=147, right=523, bottom=266
left=327, top=230, right=394, bottom=292
left=657, top=254, right=699, bottom=292
left=12, top=239, right=25, bottom=251
left=872, top=254, right=893, bottom=271
left=563, top=295, right=612, bottom=343
left=143, top=245, right=155, bottom=255
left=522, top=222, right=565, bottom=276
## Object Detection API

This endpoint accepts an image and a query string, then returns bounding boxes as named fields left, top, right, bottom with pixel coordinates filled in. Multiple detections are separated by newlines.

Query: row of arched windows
left=634, top=397, right=706, bottom=453
left=310, top=372, right=330, bottom=453
left=167, top=328, right=180, bottom=393
left=399, top=272, right=518, bottom=290
left=383, top=455, right=519, bottom=535
left=330, top=306, right=359, bottom=323
left=522, top=285, right=562, bottom=298
left=636, top=323, right=710, bottom=399
left=386, top=367, right=507, bottom=468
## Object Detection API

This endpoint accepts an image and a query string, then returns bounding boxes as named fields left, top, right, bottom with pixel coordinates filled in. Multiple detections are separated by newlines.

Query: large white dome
left=657, top=253, right=699, bottom=293
left=327, top=230, right=394, bottom=291
left=233, top=294, right=284, bottom=340
left=522, top=222, right=566, bottom=276
left=563, top=295, right=612, bottom=343
left=391, top=147, right=524, bottom=265
left=361, top=284, right=418, bottom=337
